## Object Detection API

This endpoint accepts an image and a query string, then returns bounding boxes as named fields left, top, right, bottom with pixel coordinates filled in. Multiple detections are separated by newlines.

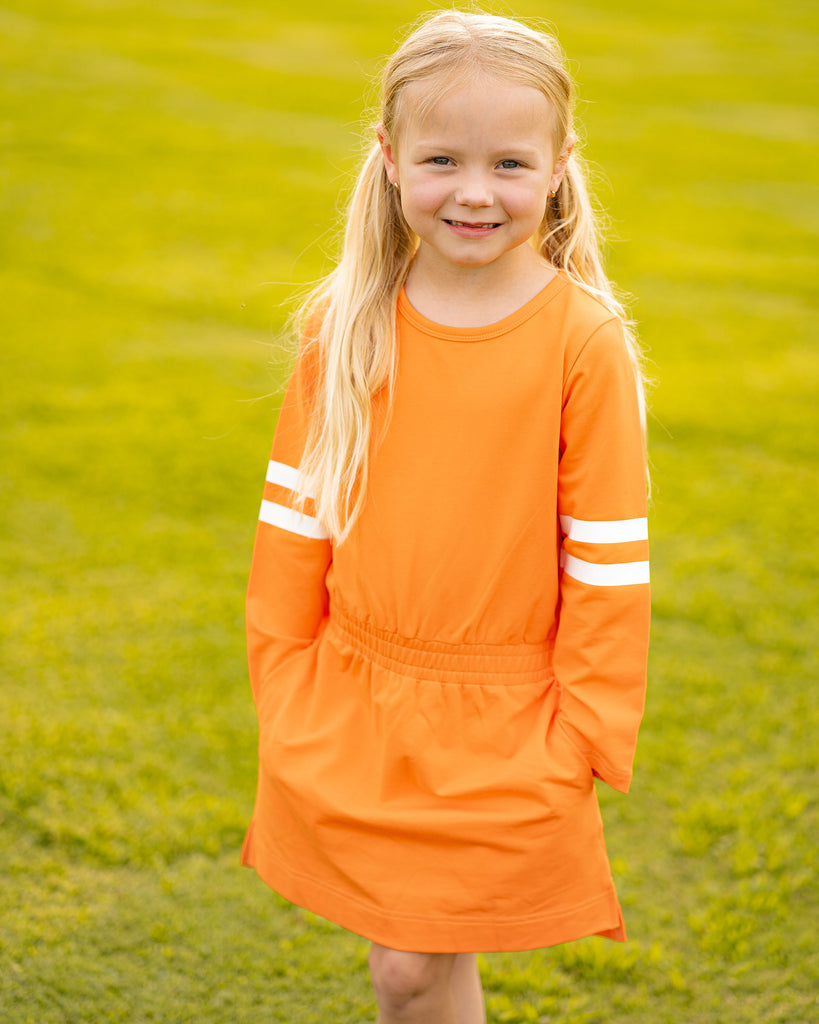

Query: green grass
left=1, top=1, right=817, bottom=1021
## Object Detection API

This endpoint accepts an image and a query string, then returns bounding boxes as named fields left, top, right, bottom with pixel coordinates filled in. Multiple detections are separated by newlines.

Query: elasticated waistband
left=328, top=604, right=554, bottom=686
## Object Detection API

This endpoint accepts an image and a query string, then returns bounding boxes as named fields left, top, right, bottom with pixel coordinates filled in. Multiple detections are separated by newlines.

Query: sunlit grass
left=1, top=1, right=817, bottom=1021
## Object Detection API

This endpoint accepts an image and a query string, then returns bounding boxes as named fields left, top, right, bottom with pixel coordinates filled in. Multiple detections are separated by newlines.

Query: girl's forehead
left=395, top=73, right=555, bottom=137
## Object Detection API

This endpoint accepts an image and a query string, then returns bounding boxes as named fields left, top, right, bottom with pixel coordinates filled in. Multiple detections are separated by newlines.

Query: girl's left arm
left=553, top=317, right=651, bottom=793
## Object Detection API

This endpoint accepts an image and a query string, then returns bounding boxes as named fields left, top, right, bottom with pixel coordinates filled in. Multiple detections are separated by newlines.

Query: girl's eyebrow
left=410, top=139, right=544, bottom=158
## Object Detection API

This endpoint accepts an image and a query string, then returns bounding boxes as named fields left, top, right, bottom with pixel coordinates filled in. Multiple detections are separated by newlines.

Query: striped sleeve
left=554, top=318, right=650, bottom=793
left=259, top=460, right=329, bottom=541
left=245, top=344, right=332, bottom=709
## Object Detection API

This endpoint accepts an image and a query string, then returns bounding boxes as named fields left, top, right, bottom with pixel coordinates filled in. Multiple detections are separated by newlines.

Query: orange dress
left=241, top=272, right=650, bottom=953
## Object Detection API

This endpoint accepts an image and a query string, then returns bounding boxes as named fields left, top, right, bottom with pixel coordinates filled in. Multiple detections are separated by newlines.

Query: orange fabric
left=241, top=272, right=650, bottom=952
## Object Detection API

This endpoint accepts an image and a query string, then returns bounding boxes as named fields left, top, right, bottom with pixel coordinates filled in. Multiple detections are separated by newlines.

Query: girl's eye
left=429, top=156, right=452, bottom=166
left=498, top=159, right=521, bottom=170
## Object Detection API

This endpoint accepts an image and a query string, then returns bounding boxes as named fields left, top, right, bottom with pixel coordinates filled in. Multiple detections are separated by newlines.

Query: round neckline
left=397, top=270, right=568, bottom=342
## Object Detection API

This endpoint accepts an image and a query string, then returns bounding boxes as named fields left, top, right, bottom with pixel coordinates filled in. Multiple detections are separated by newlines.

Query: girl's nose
left=454, top=175, right=493, bottom=208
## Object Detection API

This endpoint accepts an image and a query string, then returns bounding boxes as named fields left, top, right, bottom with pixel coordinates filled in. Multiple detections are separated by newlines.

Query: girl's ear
left=550, top=133, right=575, bottom=194
left=377, top=124, right=399, bottom=187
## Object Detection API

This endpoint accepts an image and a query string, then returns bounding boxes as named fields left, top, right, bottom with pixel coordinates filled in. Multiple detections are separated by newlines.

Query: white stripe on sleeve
left=560, top=551, right=650, bottom=587
left=559, top=515, right=648, bottom=544
left=265, top=460, right=315, bottom=499
left=259, top=499, right=329, bottom=540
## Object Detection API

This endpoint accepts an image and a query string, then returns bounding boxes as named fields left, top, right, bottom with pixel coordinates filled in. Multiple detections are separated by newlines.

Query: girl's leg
left=369, top=944, right=485, bottom=1024
left=449, top=953, right=486, bottom=1024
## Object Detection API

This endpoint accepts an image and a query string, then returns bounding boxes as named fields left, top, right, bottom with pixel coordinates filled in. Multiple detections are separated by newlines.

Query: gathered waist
left=327, top=604, right=554, bottom=686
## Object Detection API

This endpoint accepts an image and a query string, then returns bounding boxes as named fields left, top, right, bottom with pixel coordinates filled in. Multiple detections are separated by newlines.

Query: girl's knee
left=369, top=944, right=452, bottom=1008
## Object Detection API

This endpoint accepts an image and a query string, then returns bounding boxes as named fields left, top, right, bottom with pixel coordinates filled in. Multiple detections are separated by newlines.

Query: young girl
left=241, top=10, right=650, bottom=1022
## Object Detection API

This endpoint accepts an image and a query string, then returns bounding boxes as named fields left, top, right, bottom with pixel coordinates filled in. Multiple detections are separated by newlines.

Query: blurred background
left=1, top=2, right=816, bottom=1021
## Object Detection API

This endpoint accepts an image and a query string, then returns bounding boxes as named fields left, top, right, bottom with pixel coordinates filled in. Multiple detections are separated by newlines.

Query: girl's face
left=379, top=74, right=570, bottom=281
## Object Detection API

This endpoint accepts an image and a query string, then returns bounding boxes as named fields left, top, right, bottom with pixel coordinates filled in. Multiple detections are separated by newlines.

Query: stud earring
left=549, top=188, right=557, bottom=197
left=393, top=180, right=400, bottom=192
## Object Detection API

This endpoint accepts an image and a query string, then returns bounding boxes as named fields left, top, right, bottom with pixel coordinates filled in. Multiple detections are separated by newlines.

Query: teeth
left=449, top=220, right=495, bottom=228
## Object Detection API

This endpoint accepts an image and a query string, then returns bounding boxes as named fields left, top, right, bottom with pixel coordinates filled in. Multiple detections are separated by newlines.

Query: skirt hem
left=240, top=822, right=627, bottom=953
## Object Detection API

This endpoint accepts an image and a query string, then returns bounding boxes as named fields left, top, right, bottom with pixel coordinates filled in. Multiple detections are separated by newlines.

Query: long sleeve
left=245, top=347, right=332, bottom=710
left=553, top=317, right=650, bottom=793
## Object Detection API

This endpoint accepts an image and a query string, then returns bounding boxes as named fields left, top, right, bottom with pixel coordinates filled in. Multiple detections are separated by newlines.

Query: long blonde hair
left=296, top=9, right=646, bottom=542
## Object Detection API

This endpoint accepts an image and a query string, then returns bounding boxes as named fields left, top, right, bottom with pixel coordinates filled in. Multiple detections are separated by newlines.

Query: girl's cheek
left=409, top=182, right=450, bottom=211
left=509, top=184, right=551, bottom=216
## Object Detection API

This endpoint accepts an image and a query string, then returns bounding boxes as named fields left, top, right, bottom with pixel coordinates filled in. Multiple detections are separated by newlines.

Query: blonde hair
left=296, top=9, right=646, bottom=542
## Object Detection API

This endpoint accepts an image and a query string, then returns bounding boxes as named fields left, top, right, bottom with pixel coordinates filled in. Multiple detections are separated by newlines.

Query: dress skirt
left=241, top=604, right=626, bottom=952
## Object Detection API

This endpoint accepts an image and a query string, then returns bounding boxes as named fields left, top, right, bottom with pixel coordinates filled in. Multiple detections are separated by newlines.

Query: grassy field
left=1, top=1, right=817, bottom=1021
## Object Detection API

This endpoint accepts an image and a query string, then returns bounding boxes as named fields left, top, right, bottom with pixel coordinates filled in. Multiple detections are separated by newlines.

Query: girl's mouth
left=444, top=219, right=501, bottom=237
left=445, top=220, right=500, bottom=228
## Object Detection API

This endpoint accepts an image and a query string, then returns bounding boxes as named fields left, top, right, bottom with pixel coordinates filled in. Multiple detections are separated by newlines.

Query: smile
left=444, top=220, right=500, bottom=228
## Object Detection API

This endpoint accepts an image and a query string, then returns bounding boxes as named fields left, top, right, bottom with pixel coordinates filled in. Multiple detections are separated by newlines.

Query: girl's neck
left=403, top=246, right=557, bottom=328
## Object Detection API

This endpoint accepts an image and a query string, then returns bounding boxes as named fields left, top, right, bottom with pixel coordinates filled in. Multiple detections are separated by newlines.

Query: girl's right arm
left=245, top=347, right=332, bottom=709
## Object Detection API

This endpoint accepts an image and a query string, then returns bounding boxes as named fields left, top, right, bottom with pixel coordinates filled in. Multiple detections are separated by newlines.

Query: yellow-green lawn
left=1, top=2, right=817, bottom=1021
